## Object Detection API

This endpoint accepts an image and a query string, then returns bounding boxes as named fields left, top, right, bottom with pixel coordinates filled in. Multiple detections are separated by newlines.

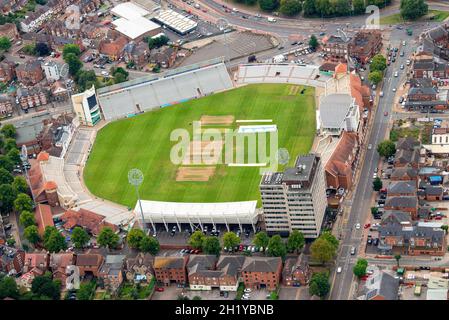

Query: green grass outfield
left=84, top=84, right=316, bottom=207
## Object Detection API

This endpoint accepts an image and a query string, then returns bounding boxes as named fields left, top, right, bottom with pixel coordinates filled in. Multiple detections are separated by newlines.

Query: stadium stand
left=97, top=58, right=233, bottom=121
left=236, top=63, right=331, bottom=88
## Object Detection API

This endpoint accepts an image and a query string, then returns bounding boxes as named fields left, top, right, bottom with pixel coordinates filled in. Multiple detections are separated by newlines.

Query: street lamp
left=128, top=168, right=148, bottom=233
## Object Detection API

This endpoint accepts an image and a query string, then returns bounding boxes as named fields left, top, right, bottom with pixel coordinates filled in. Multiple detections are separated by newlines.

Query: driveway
left=151, top=285, right=183, bottom=300
left=184, top=289, right=236, bottom=300
left=278, top=287, right=304, bottom=300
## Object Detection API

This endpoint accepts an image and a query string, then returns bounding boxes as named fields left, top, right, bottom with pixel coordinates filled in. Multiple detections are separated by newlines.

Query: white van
left=267, top=17, right=276, bottom=22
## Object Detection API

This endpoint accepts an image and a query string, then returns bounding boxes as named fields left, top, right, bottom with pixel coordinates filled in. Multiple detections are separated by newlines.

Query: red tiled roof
left=325, top=131, right=358, bottom=177
left=34, top=203, right=54, bottom=235
left=61, top=208, right=117, bottom=236
left=44, top=181, right=57, bottom=191
left=37, top=151, right=49, bottom=162
left=334, top=63, right=348, bottom=75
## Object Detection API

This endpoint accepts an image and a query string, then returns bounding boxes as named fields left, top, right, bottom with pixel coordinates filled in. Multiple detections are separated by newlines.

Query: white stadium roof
left=153, top=9, right=197, bottom=34
left=135, top=200, right=258, bottom=225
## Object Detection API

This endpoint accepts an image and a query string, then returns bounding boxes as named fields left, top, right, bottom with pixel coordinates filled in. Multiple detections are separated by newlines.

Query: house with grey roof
left=390, top=165, right=418, bottom=183
left=318, top=93, right=360, bottom=136
left=387, top=181, right=417, bottom=197
left=394, top=149, right=420, bottom=169
left=359, top=271, right=399, bottom=300
left=98, top=254, right=126, bottom=293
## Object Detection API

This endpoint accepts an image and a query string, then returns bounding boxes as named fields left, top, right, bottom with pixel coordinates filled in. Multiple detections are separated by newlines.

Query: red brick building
left=153, top=256, right=188, bottom=286
left=241, top=257, right=282, bottom=290
left=282, top=255, right=310, bottom=287
left=0, top=60, right=16, bottom=83
left=349, top=30, right=382, bottom=65
left=16, top=60, right=44, bottom=86
left=75, top=253, right=104, bottom=277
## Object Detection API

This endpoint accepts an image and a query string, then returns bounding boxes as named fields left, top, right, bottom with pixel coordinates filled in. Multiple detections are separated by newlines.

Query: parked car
left=156, top=287, right=164, bottom=292
left=350, top=247, right=356, bottom=255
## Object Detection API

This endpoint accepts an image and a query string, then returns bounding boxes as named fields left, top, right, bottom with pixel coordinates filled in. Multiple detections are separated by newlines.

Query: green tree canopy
left=0, top=184, right=17, bottom=214
left=373, top=177, right=383, bottom=191
left=140, top=236, right=160, bottom=255
left=24, top=225, right=40, bottom=244
left=77, top=281, right=96, bottom=300
left=127, top=229, right=146, bottom=249
left=35, top=42, right=51, bottom=56
left=223, top=231, right=240, bottom=250
left=258, top=0, right=279, bottom=11
left=400, top=0, right=428, bottom=20
left=377, top=140, right=396, bottom=158
left=0, top=275, right=20, bottom=299
left=309, top=272, right=330, bottom=298
left=0, top=155, right=14, bottom=172
left=310, top=238, right=336, bottom=264
left=202, top=236, right=221, bottom=255
left=0, top=124, right=16, bottom=139
left=188, top=230, right=205, bottom=249
left=65, top=53, right=83, bottom=76
left=267, top=235, right=287, bottom=258
left=303, top=0, right=316, bottom=16
left=279, top=0, right=302, bottom=16
left=3, top=138, right=18, bottom=153
left=309, top=35, right=319, bottom=50
left=12, top=176, right=28, bottom=194
left=19, top=210, right=36, bottom=228
left=370, top=54, right=387, bottom=72
left=14, top=193, right=33, bottom=213
left=97, top=227, right=119, bottom=249
left=0, top=36, right=11, bottom=52
left=353, top=258, right=368, bottom=278
left=0, top=167, right=13, bottom=185
left=31, top=273, right=61, bottom=300
left=320, top=231, right=339, bottom=250
left=253, top=231, right=270, bottom=249
left=44, top=227, right=67, bottom=253
left=71, top=227, right=90, bottom=249
left=62, top=44, right=81, bottom=59
left=287, top=230, right=305, bottom=253
left=7, top=148, right=21, bottom=165
left=368, top=70, right=383, bottom=85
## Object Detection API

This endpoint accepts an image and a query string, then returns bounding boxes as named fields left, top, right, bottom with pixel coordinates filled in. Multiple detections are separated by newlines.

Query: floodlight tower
left=217, top=18, right=231, bottom=64
left=20, top=145, right=34, bottom=202
left=128, top=169, right=154, bottom=233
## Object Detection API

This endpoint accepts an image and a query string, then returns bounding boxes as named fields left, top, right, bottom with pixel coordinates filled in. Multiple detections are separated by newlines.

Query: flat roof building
left=153, top=9, right=197, bottom=35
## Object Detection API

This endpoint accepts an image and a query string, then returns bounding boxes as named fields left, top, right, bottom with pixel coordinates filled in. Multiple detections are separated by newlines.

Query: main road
left=328, top=27, right=425, bottom=300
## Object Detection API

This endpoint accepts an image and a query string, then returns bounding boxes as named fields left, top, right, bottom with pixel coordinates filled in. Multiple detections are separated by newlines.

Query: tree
left=23, top=43, right=36, bottom=55
left=258, top=0, right=279, bottom=11
left=0, top=155, right=14, bottom=172
left=35, top=42, right=51, bottom=56
left=140, top=236, right=160, bottom=255
left=7, top=148, right=21, bottom=165
left=114, top=72, right=127, bottom=84
left=370, top=54, right=387, bottom=72
left=353, top=0, right=366, bottom=14
left=368, top=70, right=383, bottom=85
left=62, top=44, right=81, bottom=59
left=24, top=225, right=40, bottom=244
left=253, top=231, right=270, bottom=249
left=192, top=296, right=202, bottom=300
left=0, top=276, right=20, bottom=299
left=65, top=53, right=83, bottom=76
left=71, top=227, right=89, bottom=249
left=353, top=258, right=368, bottom=278
left=19, top=210, right=36, bottom=228
left=31, top=273, right=61, bottom=300
left=188, top=230, right=205, bottom=249
left=97, top=226, right=119, bottom=249
left=371, top=207, right=379, bottom=215
left=0, top=167, right=13, bottom=185
left=400, top=0, right=428, bottom=20
left=287, top=230, right=305, bottom=253
left=377, top=140, right=396, bottom=158
left=441, top=225, right=448, bottom=234
left=146, top=35, right=169, bottom=50
left=75, top=70, right=99, bottom=92
left=279, top=0, right=302, bottom=16
left=14, top=193, right=33, bottom=213
left=309, top=35, right=319, bottom=50
left=77, top=281, right=96, bottom=300
left=309, top=272, right=330, bottom=298
left=44, top=227, right=67, bottom=253
left=223, top=231, right=240, bottom=250
left=203, top=236, right=221, bottom=255
left=0, top=36, right=11, bottom=52
left=3, top=138, right=17, bottom=153
left=335, top=0, right=351, bottom=16
left=310, top=238, right=336, bottom=264
left=0, top=184, right=17, bottom=214
left=320, top=231, right=339, bottom=250
left=373, top=177, right=383, bottom=191
left=303, top=0, right=316, bottom=16
left=127, top=228, right=146, bottom=249
left=0, top=124, right=16, bottom=139
left=267, top=235, right=287, bottom=258
left=12, top=176, right=28, bottom=194
left=394, top=254, right=401, bottom=267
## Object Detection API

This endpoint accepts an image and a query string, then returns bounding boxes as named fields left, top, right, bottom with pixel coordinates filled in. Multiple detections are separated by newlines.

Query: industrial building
left=259, top=154, right=327, bottom=238
left=152, top=9, right=197, bottom=35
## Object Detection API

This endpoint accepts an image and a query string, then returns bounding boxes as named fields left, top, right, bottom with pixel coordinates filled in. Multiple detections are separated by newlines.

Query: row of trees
left=368, top=54, right=387, bottom=85
left=127, top=229, right=160, bottom=255
left=400, top=0, right=428, bottom=21
left=244, top=0, right=392, bottom=17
